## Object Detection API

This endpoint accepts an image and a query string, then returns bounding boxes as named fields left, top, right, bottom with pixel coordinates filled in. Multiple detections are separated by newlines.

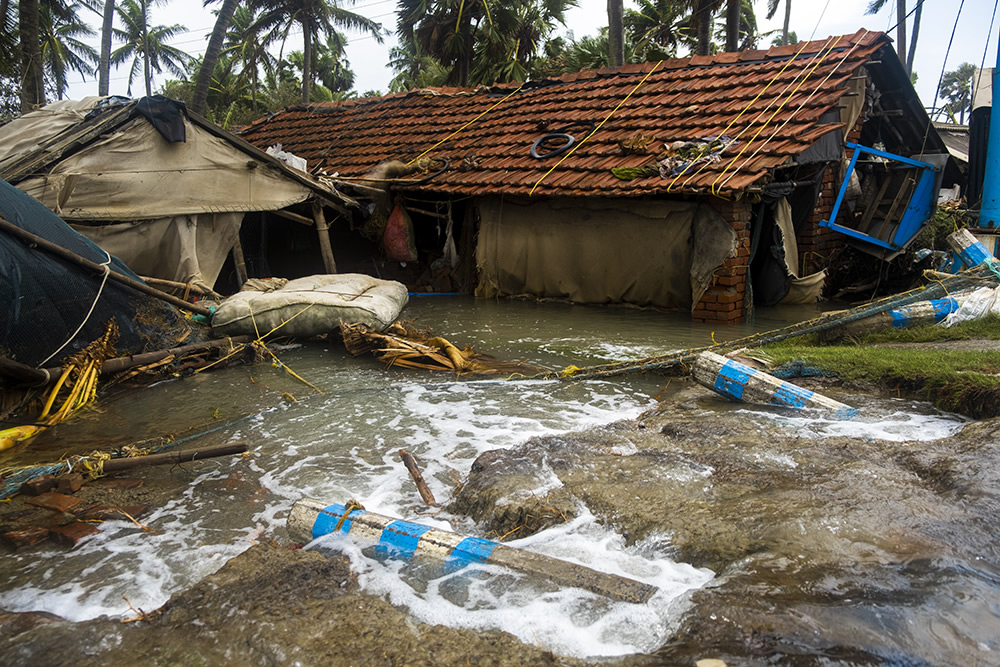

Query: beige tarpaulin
left=71, top=212, right=243, bottom=291
left=475, top=196, right=735, bottom=310
left=0, top=97, right=108, bottom=161
left=16, top=120, right=315, bottom=220
left=773, top=196, right=827, bottom=304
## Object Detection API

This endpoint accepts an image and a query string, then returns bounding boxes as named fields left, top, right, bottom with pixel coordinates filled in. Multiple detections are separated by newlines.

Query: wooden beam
left=271, top=208, right=315, bottom=226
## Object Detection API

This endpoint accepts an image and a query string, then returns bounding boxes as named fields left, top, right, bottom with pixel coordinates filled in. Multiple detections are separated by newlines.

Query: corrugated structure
left=238, top=30, right=949, bottom=323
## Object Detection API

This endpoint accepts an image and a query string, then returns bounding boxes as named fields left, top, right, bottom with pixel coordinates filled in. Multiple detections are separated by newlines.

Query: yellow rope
left=334, top=499, right=365, bottom=532
left=530, top=61, right=663, bottom=196
left=407, top=83, right=525, bottom=165
left=706, top=36, right=843, bottom=195
left=716, top=32, right=870, bottom=193
left=664, top=38, right=817, bottom=193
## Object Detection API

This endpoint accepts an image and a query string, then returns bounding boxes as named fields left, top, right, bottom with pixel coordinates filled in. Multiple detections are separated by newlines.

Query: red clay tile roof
left=240, top=29, right=889, bottom=198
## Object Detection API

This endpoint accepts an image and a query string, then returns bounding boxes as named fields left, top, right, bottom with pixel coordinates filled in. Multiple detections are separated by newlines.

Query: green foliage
left=911, top=207, right=974, bottom=251
left=762, top=316, right=1000, bottom=417
left=939, top=63, right=976, bottom=124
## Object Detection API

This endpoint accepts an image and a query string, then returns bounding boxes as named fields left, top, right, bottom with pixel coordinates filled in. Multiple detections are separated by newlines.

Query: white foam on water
left=740, top=402, right=969, bottom=442
left=311, top=507, right=713, bottom=659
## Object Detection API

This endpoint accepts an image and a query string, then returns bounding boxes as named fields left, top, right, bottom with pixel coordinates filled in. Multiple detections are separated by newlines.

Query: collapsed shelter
left=239, top=29, right=955, bottom=324
left=0, top=96, right=356, bottom=294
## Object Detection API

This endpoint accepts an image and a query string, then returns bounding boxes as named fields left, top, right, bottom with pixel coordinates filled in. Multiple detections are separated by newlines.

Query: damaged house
left=0, top=96, right=356, bottom=294
left=238, top=30, right=957, bottom=324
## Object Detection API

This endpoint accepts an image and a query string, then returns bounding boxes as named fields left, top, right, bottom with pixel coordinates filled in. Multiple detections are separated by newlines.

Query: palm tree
left=192, top=0, right=239, bottom=114
left=40, top=1, right=99, bottom=99
left=19, top=0, right=47, bottom=111
left=252, top=0, right=383, bottom=105
left=223, top=5, right=276, bottom=112
left=939, top=63, right=976, bottom=124
left=692, top=0, right=722, bottom=56
left=715, top=0, right=757, bottom=51
left=111, top=0, right=190, bottom=96
left=387, top=40, right=448, bottom=91
left=625, top=0, right=694, bottom=60
left=397, top=0, right=573, bottom=87
left=766, top=0, right=790, bottom=47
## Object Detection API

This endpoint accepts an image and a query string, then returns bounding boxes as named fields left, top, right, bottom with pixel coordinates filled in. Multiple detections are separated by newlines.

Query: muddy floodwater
left=2, top=296, right=999, bottom=665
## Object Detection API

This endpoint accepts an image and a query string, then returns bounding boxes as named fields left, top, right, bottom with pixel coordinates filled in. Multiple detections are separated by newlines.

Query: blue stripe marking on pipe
left=444, top=537, right=500, bottom=572
left=313, top=503, right=366, bottom=539
left=771, top=382, right=815, bottom=410
left=714, top=360, right=756, bottom=401
left=932, top=298, right=959, bottom=321
left=959, top=243, right=991, bottom=269
left=376, top=520, right=433, bottom=559
left=888, top=308, right=910, bottom=328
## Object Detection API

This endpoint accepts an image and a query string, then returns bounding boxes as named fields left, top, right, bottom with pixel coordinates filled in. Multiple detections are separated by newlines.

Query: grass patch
left=760, top=329, right=1000, bottom=418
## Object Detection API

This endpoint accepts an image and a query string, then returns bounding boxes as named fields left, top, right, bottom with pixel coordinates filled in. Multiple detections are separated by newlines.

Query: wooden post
left=312, top=201, right=338, bottom=274
left=231, top=237, right=248, bottom=288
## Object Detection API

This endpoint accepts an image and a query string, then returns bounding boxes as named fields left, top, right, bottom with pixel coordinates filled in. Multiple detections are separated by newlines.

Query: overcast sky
left=65, top=0, right=997, bottom=114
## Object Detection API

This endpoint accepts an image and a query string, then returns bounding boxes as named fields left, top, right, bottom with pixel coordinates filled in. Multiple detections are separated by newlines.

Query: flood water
left=0, top=296, right=989, bottom=661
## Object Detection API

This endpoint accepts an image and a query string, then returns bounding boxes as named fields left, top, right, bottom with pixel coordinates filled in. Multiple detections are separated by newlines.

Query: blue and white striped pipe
left=948, top=229, right=996, bottom=270
left=888, top=297, right=960, bottom=327
left=692, top=351, right=857, bottom=417
left=287, top=498, right=658, bottom=604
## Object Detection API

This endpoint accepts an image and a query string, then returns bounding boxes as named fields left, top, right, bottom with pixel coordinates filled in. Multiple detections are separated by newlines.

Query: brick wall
left=692, top=197, right=752, bottom=325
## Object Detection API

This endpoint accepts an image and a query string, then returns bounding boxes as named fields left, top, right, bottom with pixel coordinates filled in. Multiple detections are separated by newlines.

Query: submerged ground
left=2, top=299, right=999, bottom=664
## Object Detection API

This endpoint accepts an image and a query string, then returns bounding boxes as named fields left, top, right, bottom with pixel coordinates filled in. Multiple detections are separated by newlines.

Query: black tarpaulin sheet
left=0, top=178, right=192, bottom=367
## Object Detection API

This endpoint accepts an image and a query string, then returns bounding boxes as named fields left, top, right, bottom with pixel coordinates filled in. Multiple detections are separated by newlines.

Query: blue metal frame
left=819, top=143, right=940, bottom=252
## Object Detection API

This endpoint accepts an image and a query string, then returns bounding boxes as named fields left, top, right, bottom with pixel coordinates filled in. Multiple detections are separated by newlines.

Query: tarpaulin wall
left=72, top=212, right=243, bottom=291
left=0, top=178, right=194, bottom=367
left=475, top=196, right=735, bottom=310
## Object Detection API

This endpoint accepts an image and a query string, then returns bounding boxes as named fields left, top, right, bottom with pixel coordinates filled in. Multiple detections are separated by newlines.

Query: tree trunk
left=192, top=0, right=238, bottom=114
left=301, top=18, right=311, bottom=103
left=98, top=0, right=116, bottom=95
left=782, top=0, right=791, bottom=46
left=905, top=0, right=921, bottom=78
left=895, top=0, right=907, bottom=66
left=458, top=16, right=471, bottom=86
left=725, top=0, right=740, bottom=52
left=607, top=0, right=624, bottom=67
left=696, top=0, right=712, bottom=56
left=142, top=0, right=151, bottom=97
left=18, top=0, right=46, bottom=112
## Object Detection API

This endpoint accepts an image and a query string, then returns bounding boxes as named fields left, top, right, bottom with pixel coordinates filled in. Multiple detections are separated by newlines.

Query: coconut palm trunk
left=905, top=0, right=921, bottom=78
left=608, top=0, right=624, bottom=66
left=192, top=0, right=239, bottom=114
left=301, top=16, right=312, bottom=103
left=99, top=0, right=115, bottom=95
left=895, top=0, right=906, bottom=65
left=695, top=0, right=712, bottom=56
left=782, top=0, right=790, bottom=45
left=19, top=0, right=46, bottom=111
left=725, top=0, right=739, bottom=51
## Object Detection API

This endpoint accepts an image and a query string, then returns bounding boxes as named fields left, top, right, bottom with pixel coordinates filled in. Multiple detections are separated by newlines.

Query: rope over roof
left=238, top=30, right=937, bottom=199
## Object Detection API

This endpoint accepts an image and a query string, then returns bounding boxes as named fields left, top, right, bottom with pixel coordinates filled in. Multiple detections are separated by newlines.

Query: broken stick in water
left=398, top=449, right=437, bottom=506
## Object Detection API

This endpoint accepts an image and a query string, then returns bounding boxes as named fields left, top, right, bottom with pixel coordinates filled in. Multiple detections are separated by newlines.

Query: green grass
left=760, top=317, right=1000, bottom=418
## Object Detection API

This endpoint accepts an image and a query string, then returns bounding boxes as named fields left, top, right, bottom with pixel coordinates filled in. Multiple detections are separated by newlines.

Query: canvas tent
left=0, top=96, right=355, bottom=291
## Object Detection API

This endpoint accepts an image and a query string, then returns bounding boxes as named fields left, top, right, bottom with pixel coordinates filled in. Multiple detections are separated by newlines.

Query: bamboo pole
left=398, top=449, right=437, bottom=506
left=139, top=276, right=222, bottom=299
left=311, top=201, right=338, bottom=274
left=100, top=442, right=248, bottom=472
left=39, top=336, right=253, bottom=379
left=0, top=215, right=212, bottom=317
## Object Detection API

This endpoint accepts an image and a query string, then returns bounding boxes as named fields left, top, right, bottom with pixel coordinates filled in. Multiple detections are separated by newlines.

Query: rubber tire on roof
left=531, top=133, right=575, bottom=159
